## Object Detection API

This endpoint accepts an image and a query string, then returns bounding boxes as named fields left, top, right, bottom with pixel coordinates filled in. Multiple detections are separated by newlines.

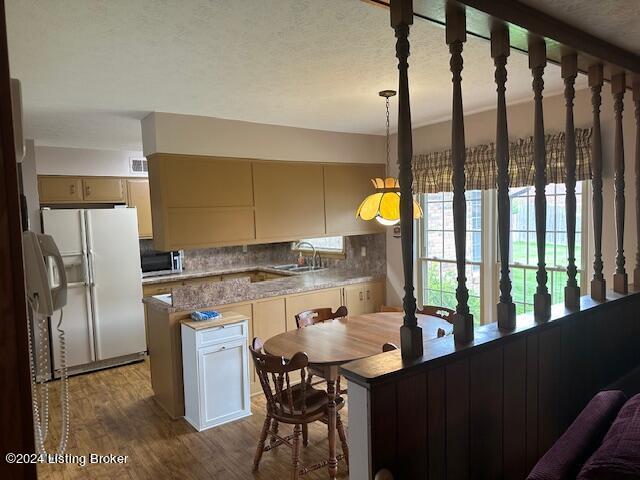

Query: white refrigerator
left=42, top=208, right=146, bottom=375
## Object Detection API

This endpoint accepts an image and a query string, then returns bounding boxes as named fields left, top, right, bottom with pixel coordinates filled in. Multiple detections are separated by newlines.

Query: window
left=416, top=182, right=588, bottom=325
left=418, top=191, right=483, bottom=323
left=507, top=183, right=584, bottom=314
left=293, top=236, right=345, bottom=254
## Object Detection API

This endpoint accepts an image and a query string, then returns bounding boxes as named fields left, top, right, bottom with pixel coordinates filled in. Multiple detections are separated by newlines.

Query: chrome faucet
left=294, top=241, right=317, bottom=269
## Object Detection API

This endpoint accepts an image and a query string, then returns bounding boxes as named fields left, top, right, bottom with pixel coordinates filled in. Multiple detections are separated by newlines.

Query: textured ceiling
left=519, top=0, right=640, bottom=54
left=6, top=0, right=586, bottom=151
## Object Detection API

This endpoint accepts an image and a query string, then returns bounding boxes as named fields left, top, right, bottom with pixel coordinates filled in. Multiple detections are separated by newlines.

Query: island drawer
left=197, top=321, right=247, bottom=347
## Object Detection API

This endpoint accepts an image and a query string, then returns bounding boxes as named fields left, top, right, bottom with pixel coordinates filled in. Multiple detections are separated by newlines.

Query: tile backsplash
left=140, top=234, right=386, bottom=275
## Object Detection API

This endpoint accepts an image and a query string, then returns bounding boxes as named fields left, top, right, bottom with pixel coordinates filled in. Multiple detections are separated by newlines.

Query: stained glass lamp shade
left=356, top=177, right=423, bottom=226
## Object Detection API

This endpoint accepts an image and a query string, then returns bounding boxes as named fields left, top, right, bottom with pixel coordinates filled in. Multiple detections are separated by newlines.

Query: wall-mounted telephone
left=22, top=231, right=70, bottom=455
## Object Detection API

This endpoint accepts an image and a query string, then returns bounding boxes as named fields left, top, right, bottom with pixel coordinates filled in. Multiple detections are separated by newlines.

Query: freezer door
left=85, top=209, right=146, bottom=360
left=42, top=209, right=95, bottom=368
left=51, top=279, right=94, bottom=370
left=41, top=209, right=85, bottom=255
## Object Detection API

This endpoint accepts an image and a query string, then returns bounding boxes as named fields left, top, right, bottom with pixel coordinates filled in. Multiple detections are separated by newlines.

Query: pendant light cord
left=385, top=96, right=391, bottom=173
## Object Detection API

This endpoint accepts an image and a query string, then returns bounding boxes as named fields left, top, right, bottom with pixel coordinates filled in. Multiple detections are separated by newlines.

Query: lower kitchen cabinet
left=344, top=280, right=385, bottom=316
left=181, top=317, right=251, bottom=431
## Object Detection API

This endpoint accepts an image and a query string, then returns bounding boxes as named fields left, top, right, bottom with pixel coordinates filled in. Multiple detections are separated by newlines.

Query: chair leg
left=270, top=419, right=279, bottom=447
left=291, top=424, right=302, bottom=480
left=253, top=416, right=271, bottom=471
left=337, top=413, right=349, bottom=470
left=302, top=423, right=308, bottom=447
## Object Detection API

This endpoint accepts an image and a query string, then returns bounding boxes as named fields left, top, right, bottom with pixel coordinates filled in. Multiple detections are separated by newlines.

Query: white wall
left=142, top=112, right=386, bottom=164
left=35, top=145, right=145, bottom=177
left=386, top=85, right=638, bottom=313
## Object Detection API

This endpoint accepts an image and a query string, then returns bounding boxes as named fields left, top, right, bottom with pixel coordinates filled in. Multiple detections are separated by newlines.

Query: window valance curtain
left=412, top=128, right=592, bottom=194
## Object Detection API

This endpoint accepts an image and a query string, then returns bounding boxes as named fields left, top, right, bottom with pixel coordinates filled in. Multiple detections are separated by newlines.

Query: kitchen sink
left=271, top=264, right=326, bottom=273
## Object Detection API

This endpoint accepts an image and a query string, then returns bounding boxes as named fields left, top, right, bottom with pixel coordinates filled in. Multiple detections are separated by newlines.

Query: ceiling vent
left=129, top=157, right=148, bottom=175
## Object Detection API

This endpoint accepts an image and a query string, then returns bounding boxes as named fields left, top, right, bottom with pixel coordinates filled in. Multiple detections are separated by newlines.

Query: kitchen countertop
left=142, top=267, right=384, bottom=313
left=141, top=265, right=296, bottom=285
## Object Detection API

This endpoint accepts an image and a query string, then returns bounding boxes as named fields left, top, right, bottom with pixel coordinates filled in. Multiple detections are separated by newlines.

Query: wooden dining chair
left=382, top=342, right=398, bottom=352
left=295, top=305, right=348, bottom=328
left=250, top=338, right=348, bottom=479
left=295, top=306, right=348, bottom=396
left=417, top=305, right=455, bottom=324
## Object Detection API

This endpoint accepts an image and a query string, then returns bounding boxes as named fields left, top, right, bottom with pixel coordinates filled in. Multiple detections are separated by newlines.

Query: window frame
left=498, top=181, right=590, bottom=315
left=292, top=236, right=346, bottom=257
left=416, top=190, right=486, bottom=324
left=416, top=181, right=590, bottom=325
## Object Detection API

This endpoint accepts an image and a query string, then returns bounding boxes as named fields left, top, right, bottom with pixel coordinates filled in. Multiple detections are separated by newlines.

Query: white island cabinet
left=181, top=312, right=251, bottom=431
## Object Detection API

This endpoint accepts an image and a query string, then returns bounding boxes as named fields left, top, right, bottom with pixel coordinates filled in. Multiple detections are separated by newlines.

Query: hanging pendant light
left=356, top=90, right=423, bottom=226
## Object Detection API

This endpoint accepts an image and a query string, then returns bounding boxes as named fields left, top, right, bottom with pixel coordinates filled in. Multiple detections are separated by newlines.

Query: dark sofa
left=527, top=390, right=640, bottom=479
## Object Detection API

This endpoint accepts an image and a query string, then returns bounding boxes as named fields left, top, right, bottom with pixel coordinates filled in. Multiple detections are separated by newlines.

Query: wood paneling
left=253, top=162, right=325, bottom=241
left=342, top=292, right=640, bottom=479
left=503, top=337, right=527, bottom=480
left=446, top=358, right=470, bottom=480
left=470, top=346, right=503, bottom=479
left=427, top=368, right=446, bottom=480
left=323, top=163, right=385, bottom=236
left=127, top=179, right=153, bottom=238
left=38, top=176, right=83, bottom=203
left=396, top=373, right=427, bottom=480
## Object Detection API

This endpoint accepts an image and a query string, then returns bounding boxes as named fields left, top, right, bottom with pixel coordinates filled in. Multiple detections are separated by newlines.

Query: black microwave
left=141, top=250, right=183, bottom=278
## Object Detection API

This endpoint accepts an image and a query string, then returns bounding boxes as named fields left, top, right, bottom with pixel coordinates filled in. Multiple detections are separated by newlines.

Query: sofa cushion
left=577, top=393, right=640, bottom=479
left=527, top=390, right=627, bottom=480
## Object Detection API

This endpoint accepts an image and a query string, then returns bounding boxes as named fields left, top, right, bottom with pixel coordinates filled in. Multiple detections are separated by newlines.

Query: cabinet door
left=251, top=298, right=286, bottom=390
left=142, top=281, right=184, bottom=297
left=324, top=164, right=386, bottom=235
left=344, top=284, right=366, bottom=317
left=285, top=288, right=343, bottom=332
left=252, top=298, right=287, bottom=342
left=198, top=339, right=250, bottom=428
left=83, top=178, right=126, bottom=203
left=364, top=281, right=385, bottom=314
left=253, top=162, right=326, bottom=241
left=38, top=176, right=83, bottom=203
left=163, top=156, right=254, bottom=208
left=127, top=179, right=153, bottom=238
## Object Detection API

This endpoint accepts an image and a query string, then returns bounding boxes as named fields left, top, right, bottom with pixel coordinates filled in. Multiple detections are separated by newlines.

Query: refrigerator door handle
left=84, top=210, right=101, bottom=360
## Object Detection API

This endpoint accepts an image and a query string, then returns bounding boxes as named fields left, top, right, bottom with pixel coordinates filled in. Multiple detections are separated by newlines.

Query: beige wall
left=35, top=145, right=145, bottom=177
left=141, top=112, right=386, bottom=164
left=386, top=86, right=638, bottom=313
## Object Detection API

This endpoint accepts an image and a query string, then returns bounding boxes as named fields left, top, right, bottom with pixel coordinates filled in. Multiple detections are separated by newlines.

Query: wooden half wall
left=342, top=292, right=640, bottom=479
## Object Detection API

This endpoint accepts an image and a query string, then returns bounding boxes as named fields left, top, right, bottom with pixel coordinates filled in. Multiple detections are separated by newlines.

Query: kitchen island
left=143, top=267, right=385, bottom=418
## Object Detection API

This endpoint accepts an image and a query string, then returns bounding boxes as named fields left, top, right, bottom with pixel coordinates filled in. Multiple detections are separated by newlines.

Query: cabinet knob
left=359, top=291, right=363, bottom=301
left=85, top=185, right=91, bottom=196
left=366, top=290, right=371, bottom=300
left=70, top=184, right=75, bottom=195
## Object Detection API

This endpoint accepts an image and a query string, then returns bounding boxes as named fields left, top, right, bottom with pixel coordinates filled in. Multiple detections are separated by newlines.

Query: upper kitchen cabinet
left=324, top=164, right=386, bottom=235
left=82, top=177, right=127, bottom=203
left=253, top=162, right=325, bottom=241
left=38, top=176, right=83, bottom=203
left=148, top=154, right=256, bottom=250
left=126, top=179, right=153, bottom=239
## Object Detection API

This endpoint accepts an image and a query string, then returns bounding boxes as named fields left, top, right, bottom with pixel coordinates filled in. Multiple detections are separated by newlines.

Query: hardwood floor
left=37, top=360, right=349, bottom=479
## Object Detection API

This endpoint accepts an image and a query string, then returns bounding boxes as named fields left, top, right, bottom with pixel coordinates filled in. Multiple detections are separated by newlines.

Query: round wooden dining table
left=263, top=311, right=452, bottom=479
